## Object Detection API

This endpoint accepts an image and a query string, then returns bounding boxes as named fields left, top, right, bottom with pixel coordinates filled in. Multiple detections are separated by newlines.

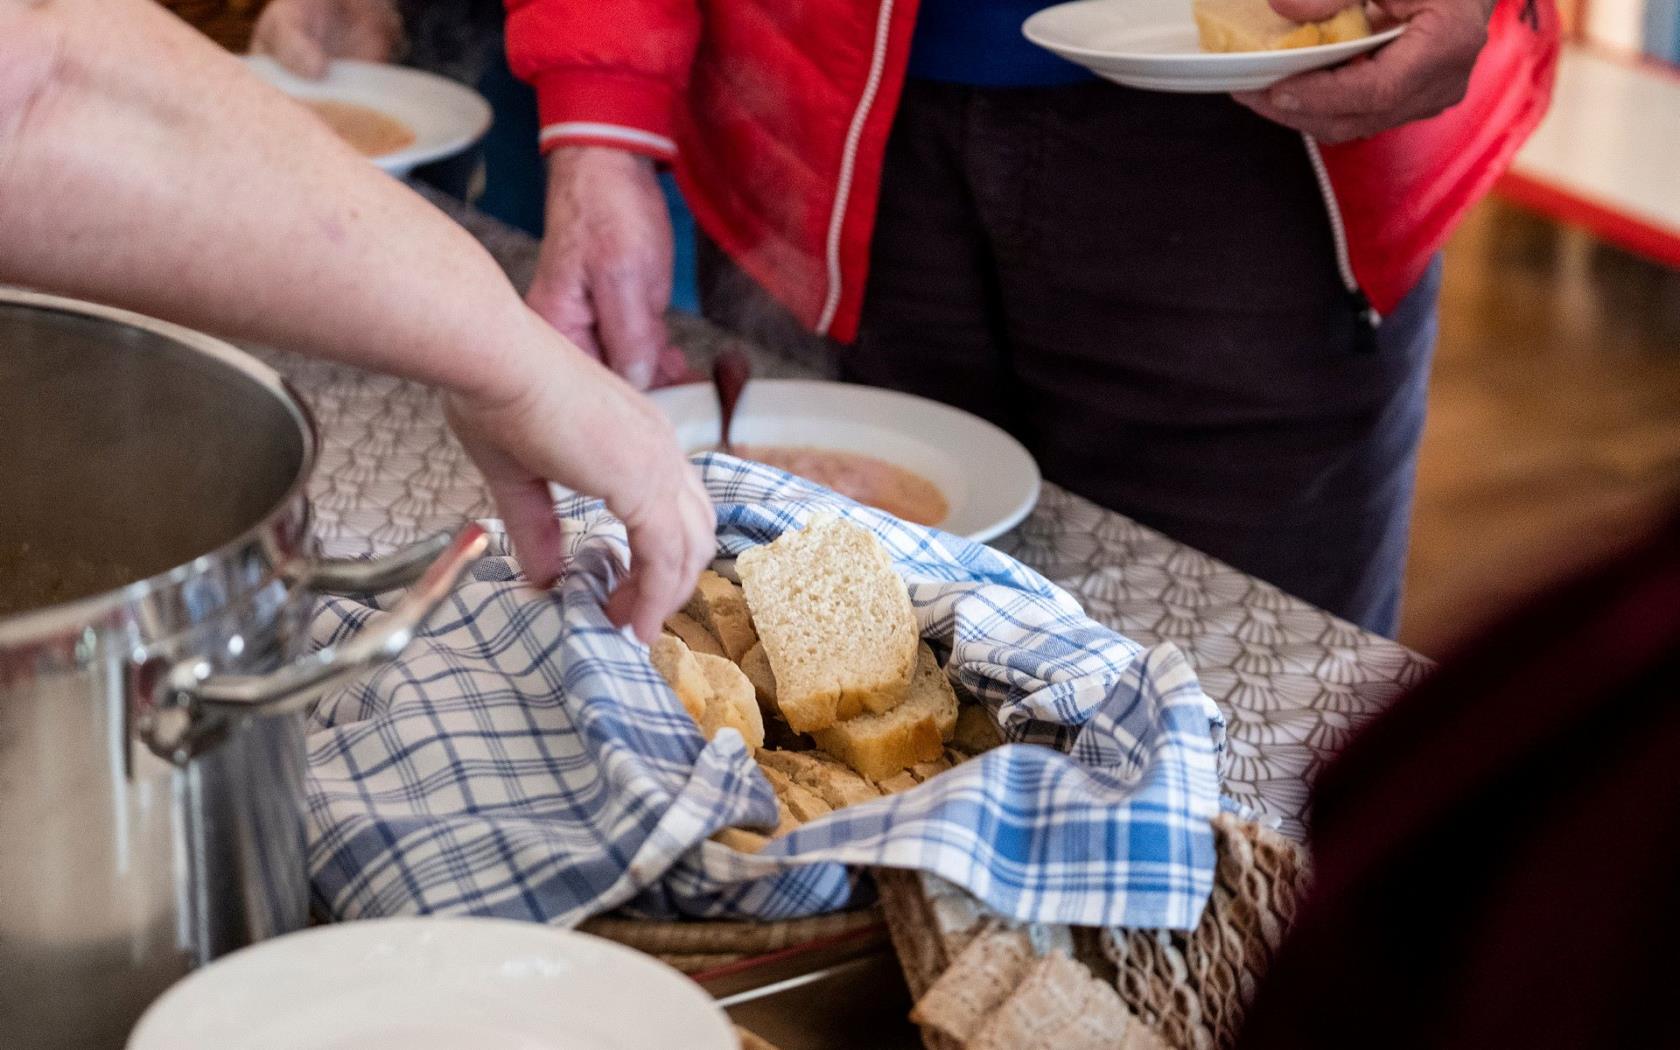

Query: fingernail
left=1274, top=92, right=1301, bottom=112
left=626, top=360, right=654, bottom=390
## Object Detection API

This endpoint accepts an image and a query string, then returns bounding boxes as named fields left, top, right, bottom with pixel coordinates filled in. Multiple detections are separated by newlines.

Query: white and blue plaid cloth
left=305, top=455, right=1225, bottom=931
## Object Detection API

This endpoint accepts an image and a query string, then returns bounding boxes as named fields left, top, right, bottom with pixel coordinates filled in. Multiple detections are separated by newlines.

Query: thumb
left=592, top=263, right=667, bottom=392
left=1264, top=0, right=1363, bottom=23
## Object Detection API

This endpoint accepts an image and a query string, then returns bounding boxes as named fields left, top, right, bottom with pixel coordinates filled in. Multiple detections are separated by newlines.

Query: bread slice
left=951, top=702, right=1004, bottom=756
left=875, top=771, right=919, bottom=794
left=739, top=641, right=778, bottom=712
left=696, top=653, right=766, bottom=750
left=712, top=827, right=771, bottom=853
left=683, top=570, right=759, bottom=662
left=812, top=643, right=958, bottom=781
left=736, top=515, right=918, bottom=732
left=1192, top=0, right=1370, bottom=52
left=757, top=763, right=833, bottom=823
left=649, top=635, right=710, bottom=723
left=664, top=611, right=726, bottom=658
left=757, top=749, right=881, bottom=808
left=649, top=635, right=765, bottom=751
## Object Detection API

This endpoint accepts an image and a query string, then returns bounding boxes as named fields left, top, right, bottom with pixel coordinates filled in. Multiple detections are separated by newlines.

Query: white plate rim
left=1022, top=0, right=1404, bottom=66
left=126, top=917, right=736, bottom=1050
left=242, top=55, right=493, bottom=174
left=651, top=378, right=1042, bottom=544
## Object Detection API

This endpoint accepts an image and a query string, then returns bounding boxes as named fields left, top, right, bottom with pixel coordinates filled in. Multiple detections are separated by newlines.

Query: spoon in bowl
left=711, top=348, right=751, bottom=455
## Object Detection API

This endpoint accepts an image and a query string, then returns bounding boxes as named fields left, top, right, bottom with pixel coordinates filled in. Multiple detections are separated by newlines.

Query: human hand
left=1233, top=0, right=1495, bottom=143
left=445, top=310, right=713, bottom=642
left=249, top=0, right=403, bottom=79
left=527, top=146, right=679, bottom=392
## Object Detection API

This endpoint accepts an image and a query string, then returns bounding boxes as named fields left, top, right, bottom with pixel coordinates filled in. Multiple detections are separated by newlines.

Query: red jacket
left=505, top=0, right=1559, bottom=342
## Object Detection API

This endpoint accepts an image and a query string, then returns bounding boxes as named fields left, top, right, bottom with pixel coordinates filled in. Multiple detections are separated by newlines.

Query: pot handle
left=143, top=524, right=489, bottom=762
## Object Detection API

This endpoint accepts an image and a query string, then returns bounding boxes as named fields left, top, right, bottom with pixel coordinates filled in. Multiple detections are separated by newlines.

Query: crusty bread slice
left=664, top=611, right=726, bottom=658
left=739, top=641, right=778, bottom=713
left=649, top=635, right=710, bottom=723
left=683, top=570, right=759, bottom=662
left=757, top=749, right=881, bottom=808
left=1192, top=0, right=1370, bottom=52
left=812, top=643, right=958, bottom=781
left=737, top=515, right=918, bottom=732
left=875, top=771, right=919, bottom=794
left=712, top=827, right=770, bottom=853
left=695, top=653, right=766, bottom=750
left=951, top=703, right=1004, bottom=756
left=758, top=763, right=833, bottom=823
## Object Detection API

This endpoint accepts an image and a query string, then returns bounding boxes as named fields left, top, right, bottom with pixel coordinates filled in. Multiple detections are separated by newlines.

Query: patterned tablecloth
left=248, top=190, right=1431, bottom=842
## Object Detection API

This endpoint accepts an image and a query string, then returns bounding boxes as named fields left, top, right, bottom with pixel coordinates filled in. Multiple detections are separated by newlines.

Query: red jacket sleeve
left=503, top=0, right=701, bottom=161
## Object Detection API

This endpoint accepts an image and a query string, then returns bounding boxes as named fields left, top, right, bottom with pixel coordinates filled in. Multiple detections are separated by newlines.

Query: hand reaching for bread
left=250, top=0, right=403, bottom=79
left=1233, top=0, right=1497, bottom=143
left=648, top=517, right=1006, bottom=851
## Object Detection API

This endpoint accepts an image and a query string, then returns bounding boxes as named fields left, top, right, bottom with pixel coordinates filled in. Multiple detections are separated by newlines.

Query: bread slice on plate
left=737, top=515, right=918, bottom=733
left=1192, top=0, right=1370, bottom=51
left=812, top=643, right=959, bottom=781
left=683, top=570, right=759, bottom=662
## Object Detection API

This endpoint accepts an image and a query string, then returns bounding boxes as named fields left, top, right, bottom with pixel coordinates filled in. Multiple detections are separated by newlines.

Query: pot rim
left=0, top=288, right=320, bottom=647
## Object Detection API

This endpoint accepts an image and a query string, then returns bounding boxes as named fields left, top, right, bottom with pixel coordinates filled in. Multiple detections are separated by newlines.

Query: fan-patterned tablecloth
left=248, top=193, right=1431, bottom=842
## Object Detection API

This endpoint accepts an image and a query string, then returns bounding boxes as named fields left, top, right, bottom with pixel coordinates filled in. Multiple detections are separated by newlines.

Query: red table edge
left=1492, top=38, right=1680, bottom=270
left=1495, top=170, right=1680, bottom=270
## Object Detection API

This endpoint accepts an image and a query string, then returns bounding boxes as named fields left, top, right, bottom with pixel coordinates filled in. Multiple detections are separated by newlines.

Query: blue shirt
left=907, top=0, right=1095, bottom=87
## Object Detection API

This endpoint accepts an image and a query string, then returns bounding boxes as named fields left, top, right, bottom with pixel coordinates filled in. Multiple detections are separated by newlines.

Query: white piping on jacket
left=539, top=122, right=677, bottom=157
left=815, top=0, right=897, bottom=336
left=1302, top=134, right=1381, bottom=326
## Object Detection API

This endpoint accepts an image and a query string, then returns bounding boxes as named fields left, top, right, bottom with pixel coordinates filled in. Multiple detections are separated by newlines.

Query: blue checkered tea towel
left=305, top=454, right=1225, bottom=930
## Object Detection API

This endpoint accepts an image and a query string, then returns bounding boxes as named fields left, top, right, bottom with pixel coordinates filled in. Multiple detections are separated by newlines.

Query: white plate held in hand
left=1024, top=0, right=1404, bottom=94
left=127, top=918, right=737, bottom=1050
left=244, top=56, right=492, bottom=175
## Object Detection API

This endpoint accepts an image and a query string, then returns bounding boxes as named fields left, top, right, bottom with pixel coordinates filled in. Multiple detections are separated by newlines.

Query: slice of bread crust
left=737, top=515, right=918, bottom=733
left=812, top=643, right=958, bottom=781
left=739, top=641, right=779, bottom=712
left=757, top=748, right=882, bottom=808
left=649, top=635, right=710, bottom=723
left=696, top=653, right=766, bottom=751
left=683, top=570, right=759, bottom=662
left=664, top=611, right=727, bottom=658
left=1192, top=0, right=1370, bottom=52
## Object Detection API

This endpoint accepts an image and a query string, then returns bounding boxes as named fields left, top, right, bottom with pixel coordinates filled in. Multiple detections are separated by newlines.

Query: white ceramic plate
left=652, top=379, right=1041, bottom=543
left=244, top=56, right=493, bottom=175
left=1024, top=0, right=1404, bottom=93
left=126, top=918, right=737, bottom=1050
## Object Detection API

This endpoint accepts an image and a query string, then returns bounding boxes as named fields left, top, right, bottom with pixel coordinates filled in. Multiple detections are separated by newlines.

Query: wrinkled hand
left=528, top=146, right=689, bottom=391
left=444, top=312, right=714, bottom=641
left=1234, top=0, right=1495, bottom=143
left=249, top=0, right=403, bottom=78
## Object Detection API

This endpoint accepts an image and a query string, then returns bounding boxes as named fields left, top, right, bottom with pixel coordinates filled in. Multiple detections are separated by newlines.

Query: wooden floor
left=1401, top=198, right=1680, bottom=655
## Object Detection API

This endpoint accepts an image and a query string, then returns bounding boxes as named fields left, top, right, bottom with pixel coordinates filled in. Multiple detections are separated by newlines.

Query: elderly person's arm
left=508, top=0, right=703, bottom=391
left=0, top=0, right=713, bottom=640
left=1237, top=0, right=1497, bottom=142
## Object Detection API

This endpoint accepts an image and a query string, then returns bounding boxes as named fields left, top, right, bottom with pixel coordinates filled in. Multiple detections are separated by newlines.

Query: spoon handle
left=712, top=348, right=751, bottom=454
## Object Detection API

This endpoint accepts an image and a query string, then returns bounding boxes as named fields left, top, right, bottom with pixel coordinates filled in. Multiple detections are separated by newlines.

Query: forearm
left=0, top=0, right=540, bottom=407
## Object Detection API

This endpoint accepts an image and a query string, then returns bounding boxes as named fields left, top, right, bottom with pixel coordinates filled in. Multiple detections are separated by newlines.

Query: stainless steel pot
left=0, top=289, right=488, bottom=1049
